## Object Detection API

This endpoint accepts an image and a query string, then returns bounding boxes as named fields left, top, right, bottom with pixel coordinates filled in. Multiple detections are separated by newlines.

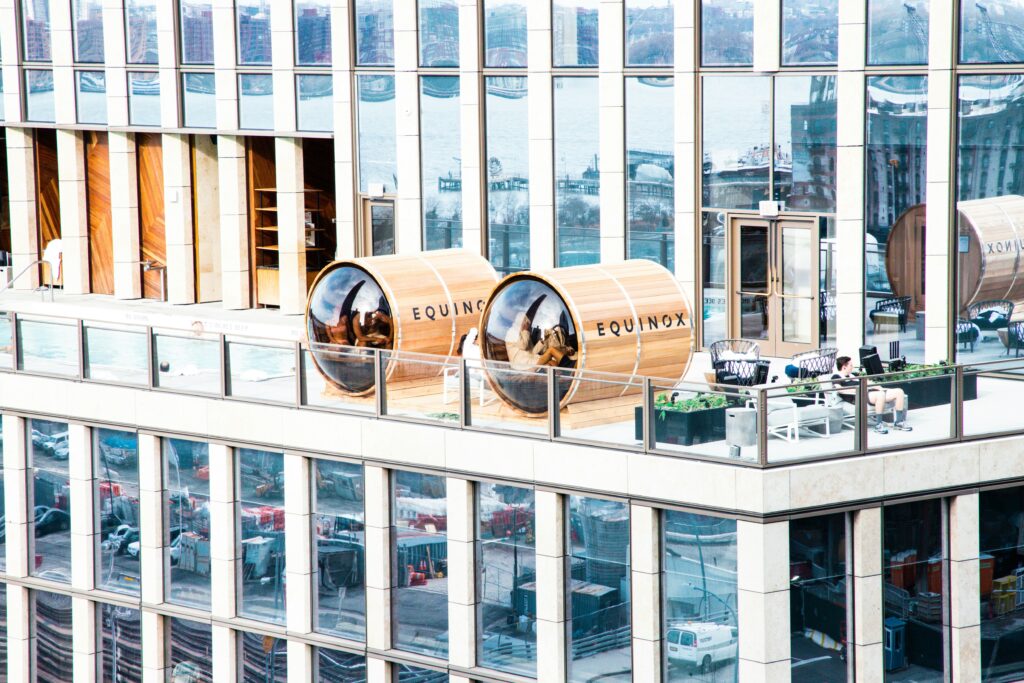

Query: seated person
left=353, top=310, right=392, bottom=348
left=533, top=325, right=576, bottom=367
left=831, top=355, right=912, bottom=434
left=505, top=312, right=538, bottom=371
left=459, top=327, right=482, bottom=361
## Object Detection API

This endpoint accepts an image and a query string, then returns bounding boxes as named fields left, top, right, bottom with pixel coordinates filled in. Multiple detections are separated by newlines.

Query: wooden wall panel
left=35, top=129, right=61, bottom=284
left=86, top=131, right=113, bottom=295
left=137, top=132, right=166, bottom=299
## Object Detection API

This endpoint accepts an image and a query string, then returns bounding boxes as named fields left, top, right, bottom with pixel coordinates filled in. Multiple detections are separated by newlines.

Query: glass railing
left=2, top=309, right=1024, bottom=469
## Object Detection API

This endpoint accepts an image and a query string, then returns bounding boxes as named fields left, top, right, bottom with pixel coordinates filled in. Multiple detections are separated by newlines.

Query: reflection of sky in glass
left=72, top=0, right=104, bottom=63
left=961, top=0, right=1024, bottom=63
left=701, top=0, right=752, bottom=66
left=702, top=75, right=769, bottom=210
left=484, top=0, right=527, bottom=67
left=555, top=77, right=600, bottom=266
left=627, top=77, right=674, bottom=269
left=182, top=72, right=215, bottom=128
left=358, top=75, right=397, bottom=193
left=76, top=70, right=106, bottom=125
left=781, top=0, right=838, bottom=65
left=126, top=0, right=159, bottom=64
left=297, top=73, right=332, bottom=132
left=421, top=77, right=462, bottom=249
left=419, top=0, right=459, bottom=67
left=868, top=0, right=928, bottom=65
left=486, top=77, right=530, bottom=273
left=625, top=0, right=673, bottom=66
left=128, top=71, right=160, bottom=126
left=553, top=0, right=599, bottom=67
left=238, top=73, right=274, bottom=130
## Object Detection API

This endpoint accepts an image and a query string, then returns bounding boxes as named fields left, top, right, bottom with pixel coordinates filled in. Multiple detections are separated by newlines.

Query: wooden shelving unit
left=253, top=188, right=330, bottom=307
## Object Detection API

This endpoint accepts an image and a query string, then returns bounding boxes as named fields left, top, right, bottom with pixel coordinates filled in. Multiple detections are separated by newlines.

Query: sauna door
left=729, top=217, right=820, bottom=358
left=361, top=199, right=395, bottom=256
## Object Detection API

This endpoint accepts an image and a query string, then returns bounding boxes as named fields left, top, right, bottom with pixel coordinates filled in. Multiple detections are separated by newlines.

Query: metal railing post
left=294, top=341, right=303, bottom=408
left=855, top=378, right=869, bottom=453
left=76, top=319, right=85, bottom=380
left=642, top=377, right=653, bottom=451
left=547, top=366, right=559, bottom=440
left=218, top=333, right=228, bottom=399
left=8, top=312, right=18, bottom=371
left=145, top=326, right=155, bottom=389
left=374, top=348, right=387, bottom=417
left=459, top=357, right=469, bottom=429
left=756, top=387, right=768, bottom=466
left=953, top=364, right=965, bottom=440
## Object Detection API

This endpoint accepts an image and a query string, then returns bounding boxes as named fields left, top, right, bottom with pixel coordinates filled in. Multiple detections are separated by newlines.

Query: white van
left=666, top=622, right=738, bottom=674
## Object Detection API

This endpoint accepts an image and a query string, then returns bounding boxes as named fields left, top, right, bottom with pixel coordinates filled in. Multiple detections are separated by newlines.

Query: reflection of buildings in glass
left=126, top=3, right=158, bottom=64
left=781, top=0, right=838, bottom=64
left=23, top=0, right=52, bottom=61
left=419, top=2, right=459, bottom=66
left=237, top=3, right=272, bottom=64
left=180, top=2, right=214, bottom=64
left=356, top=2, right=395, bottom=64
left=625, top=4, right=673, bottom=65
left=700, top=0, right=753, bottom=65
left=868, top=0, right=928, bottom=64
left=785, top=76, right=837, bottom=212
left=484, top=2, right=528, bottom=66
left=296, top=7, right=332, bottom=65
left=961, top=0, right=1024, bottom=64
left=101, top=606, right=143, bottom=682
left=957, top=75, right=1024, bottom=202
left=73, top=3, right=105, bottom=63
left=702, top=145, right=772, bottom=211
left=553, top=4, right=599, bottom=66
left=35, top=591, right=74, bottom=680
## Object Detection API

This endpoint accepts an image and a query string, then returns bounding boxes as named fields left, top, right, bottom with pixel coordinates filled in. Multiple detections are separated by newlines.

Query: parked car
left=666, top=622, right=738, bottom=675
left=105, top=524, right=140, bottom=554
left=127, top=532, right=182, bottom=564
left=34, top=508, right=71, bottom=536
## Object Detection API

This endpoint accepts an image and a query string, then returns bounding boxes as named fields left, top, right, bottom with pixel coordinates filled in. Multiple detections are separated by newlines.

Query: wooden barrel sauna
left=955, top=196, right=1024, bottom=311
left=883, top=203, right=926, bottom=320
left=305, top=249, right=499, bottom=394
left=479, top=259, right=694, bottom=414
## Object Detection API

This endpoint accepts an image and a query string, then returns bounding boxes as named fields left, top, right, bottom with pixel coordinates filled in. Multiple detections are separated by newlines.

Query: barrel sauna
left=955, top=196, right=1024, bottom=311
left=305, top=249, right=498, bottom=394
left=479, top=259, right=694, bottom=414
left=883, top=203, right=926, bottom=320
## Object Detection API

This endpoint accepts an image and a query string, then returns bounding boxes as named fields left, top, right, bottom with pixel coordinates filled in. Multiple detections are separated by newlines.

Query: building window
left=21, top=0, right=52, bottom=62
left=0, top=73, right=5, bottom=121
left=24, top=69, right=55, bottom=123
left=701, top=0, right=752, bottom=66
left=392, top=471, right=448, bottom=657
left=626, top=76, right=674, bottom=269
left=314, top=458, right=366, bottom=642
left=236, top=0, right=272, bottom=65
left=169, top=617, right=213, bottom=683
left=0, top=582, right=6, bottom=667
left=868, top=0, right=929, bottom=65
left=237, top=448, right=286, bottom=625
left=33, top=590, right=74, bottom=679
left=165, top=439, right=211, bottom=610
left=125, top=0, right=158, bottom=64
left=127, top=71, right=160, bottom=126
left=865, top=75, right=927, bottom=362
left=701, top=211, right=727, bottom=347
left=355, top=0, right=394, bottom=66
left=483, top=0, right=527, bottom=68
left=773, top=75, right=837, bottom=213
left=790, top=514, right=848, bottom=682
left=357, top=74, right=397, bottom=193
left=478, top=484, right=536, bottom=676
left=180, top=1, right=214, bottom=65
left=961, top=1, right=1024, bottom=63
left=182, top=72, right=216, bottom=129
left=395, top=663, right=448, bottom=681
left=553, top=0, right=599, bottom=67
left=883, top=499, right=945, bottom=680
left=238, top=73, right=274, bottom=130
left=240, top=630, right=286, bottom=682
left=422, top=76, right=462, bottom=250
left=72, top=0, right=105, bottom=63
left=316, top=648, right=366, bottom=682
left=485, top=76, right=530, bottom=274
left=701, top=74, right=770, bottom=210
left=297, top=73, right=333, bottom=132
left=781, top=0, right=838, bottom=66
left=568, top=496, right=631, bottom=681
left=95, top=428, right=141, bottom=595
left=419, top=0, right=459, bottom=67
left=662, top=510, right=738, bottom=681
left=0, top=420, right=5, bottom=573
left=625, top=0, right=673, bottom=66
left=76, top=70, right=107, bottom=125
left=29, top=418, right=71, bottom=582
left=100, top=603, right=142, bottom=683
left=555, top=76, right=600, bottom=267
left=980, top=488, right=1024, bottom=681
left=296, top=0, right=332, bottom=66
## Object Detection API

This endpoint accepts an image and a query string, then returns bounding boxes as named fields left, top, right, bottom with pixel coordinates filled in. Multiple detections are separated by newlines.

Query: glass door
left=361, top=199, right=395, bottom=256
left=730, top=217, right=820, bottom=357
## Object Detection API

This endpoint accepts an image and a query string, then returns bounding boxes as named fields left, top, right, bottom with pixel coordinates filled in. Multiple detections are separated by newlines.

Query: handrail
left=0, top=260, right=54, bottom=301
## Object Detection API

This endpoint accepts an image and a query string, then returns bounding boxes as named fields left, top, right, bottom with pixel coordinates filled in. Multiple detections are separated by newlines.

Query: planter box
left=634, top=406, right=727, bottom=446
left=894, top=372, right=978, bottom=410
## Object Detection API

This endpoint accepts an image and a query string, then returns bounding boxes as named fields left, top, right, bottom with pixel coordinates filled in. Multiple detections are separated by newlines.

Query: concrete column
left=836, top=0, right=867, bottom=353
left=287, top=639, right=314, bottom=683
left=852, top=507, right=884, bottom=681
left=599, top=0, right=625, bottom=264
left=6, top=128, right=40, bottom=289
left=213, top=0, right=240, bottom=131
left=949, top=494, right=981, bottom=682
left=2, top=414, right=29, bottom=577
left=394, top=0, right=422, bottom=254
left=50, top=0, right=77, bottom=125
left=630, top=505, right=661, bottom=680
left=272, top=0, right=297, bottom=133
left=459, top=0, right=484, bottom=256
left=211, top=624, right=239, bottom=681
left=0, top=1, right=24, bottom=122
left=109, top=131, right=142, bottom=299
left=535, top=490, right=567, bottom=683
left=218, top=135, right=251, bottom=309
left=925, top=0, right=955, bottom=362
left=737, top=521, right=791, bottom=679
left=157, top=0, right=180, bottom=128
left=141, top=611, right=168, bottom=682
left=69, top=424, right=97, bottom=592
left=674, top=0, right=697, bottom=302
left=364, top=465, right=392, bottom=651
left=104, top=0, right=129, bottom=127
left=208, top=443, right=238, bottom=620
left=138, top=434, right=165, bottom=606
left=332, top=0, right=357, bottom=259
left=527, top=3, right=554, bottom=270
left=163, top=133, right=197, bottom=304
left=275, top=138, right=308, bottom=315
left=447, top=477, right=477, bottom=669
left=284, top=453, right=314, bottom=634
left=7, top=584, right=31, bottom=682
left=752, top=0, right=781, bottom=73
left=56, top=130, right=90, bottom=294
left=72, top=596, right=99, bottom=683
left=366, top=657, right=393, bottom=683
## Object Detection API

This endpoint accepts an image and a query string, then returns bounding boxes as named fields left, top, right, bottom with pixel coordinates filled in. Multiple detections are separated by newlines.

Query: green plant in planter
left=883, top=362, right=951, bottom=381
left=655, top=392, right=729, bottom=419
left=785, top=379, right=820, bottom=394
